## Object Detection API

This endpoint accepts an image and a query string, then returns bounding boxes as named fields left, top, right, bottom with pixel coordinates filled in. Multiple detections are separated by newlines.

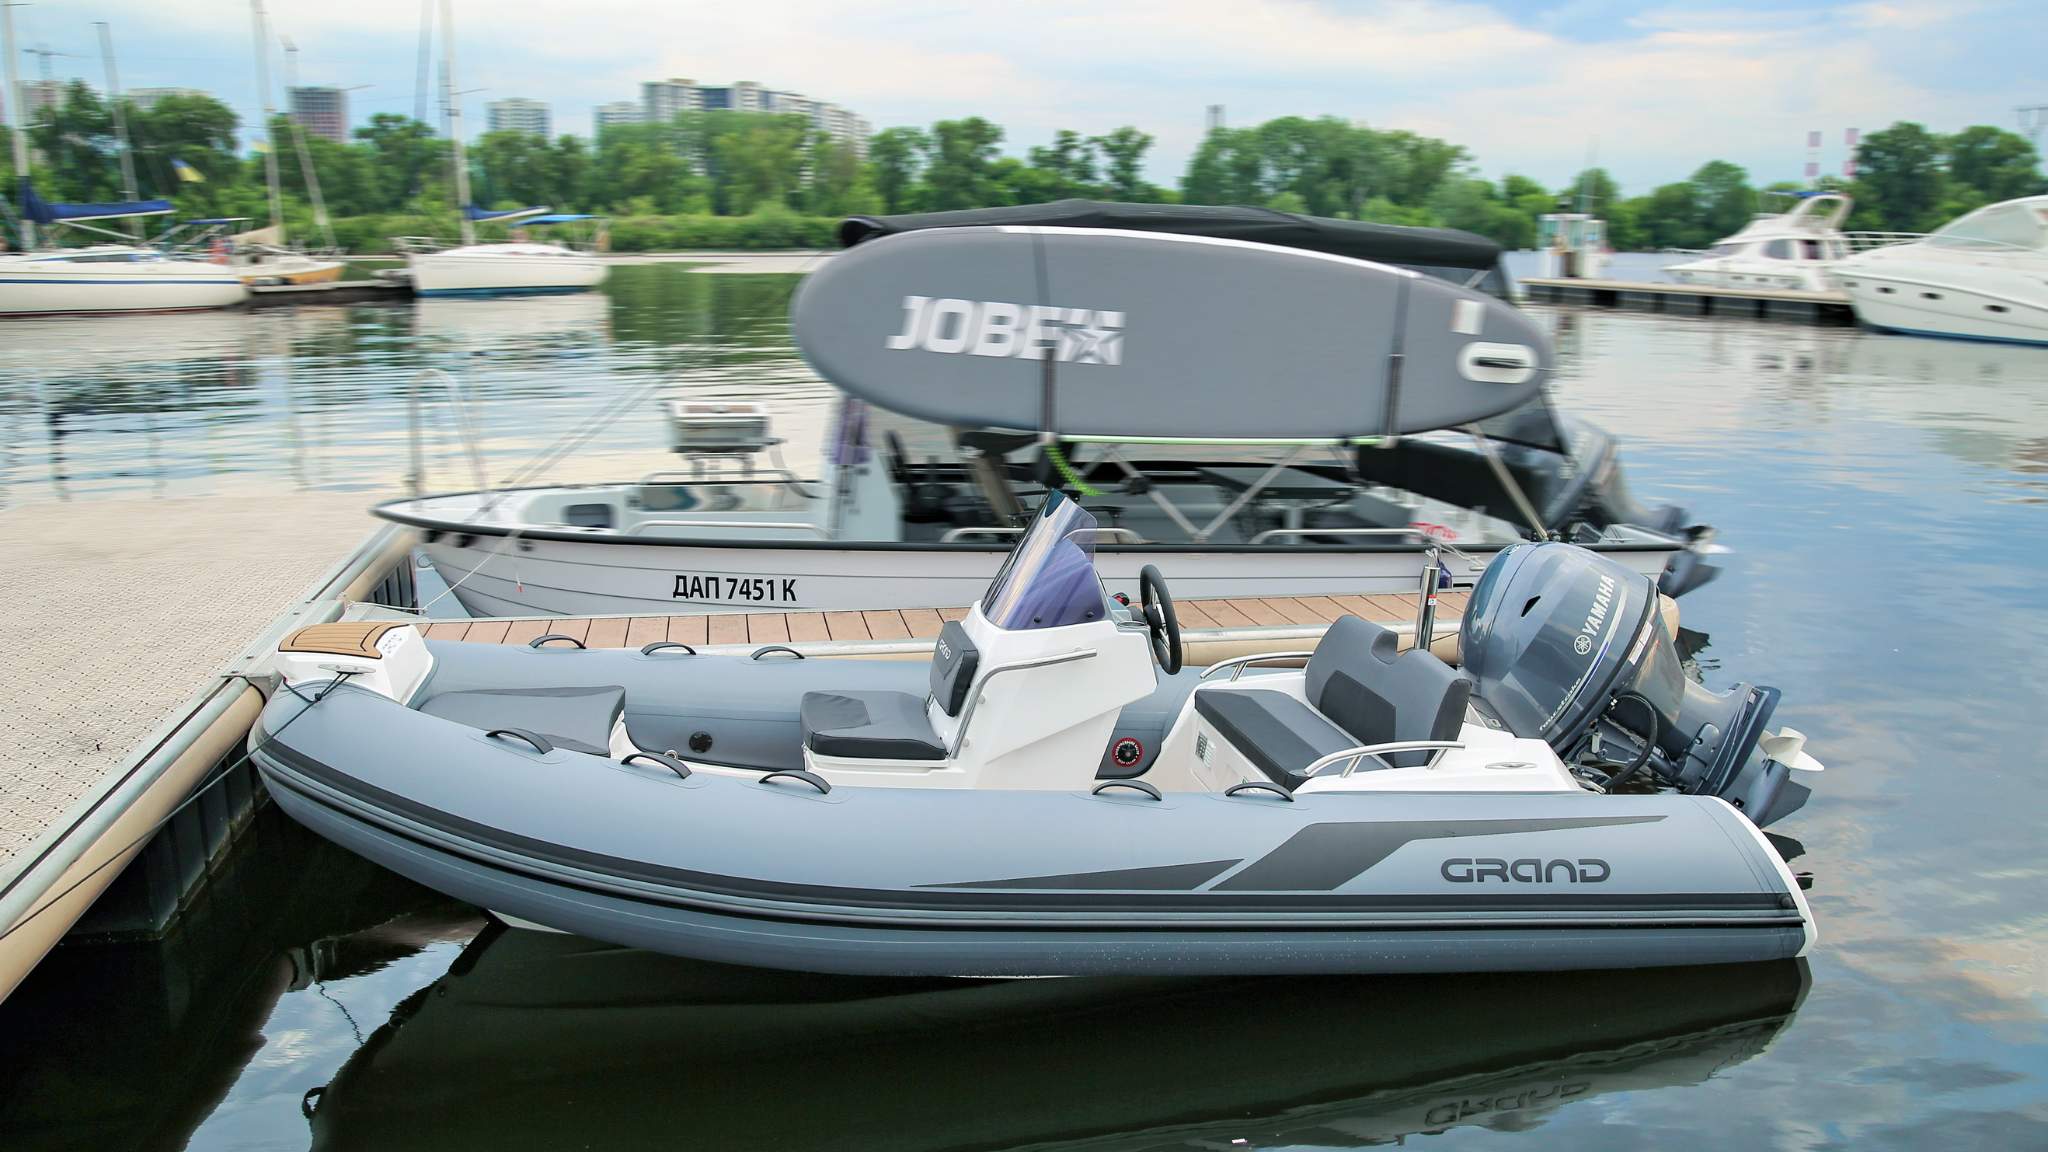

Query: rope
left=1044, top=441, right=1102, bottom=497
left=0, top=672, right=357, bottom=947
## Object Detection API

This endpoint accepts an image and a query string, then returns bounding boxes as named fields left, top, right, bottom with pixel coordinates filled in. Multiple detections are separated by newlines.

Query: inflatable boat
left=251, top=492, right=1822, bottom=976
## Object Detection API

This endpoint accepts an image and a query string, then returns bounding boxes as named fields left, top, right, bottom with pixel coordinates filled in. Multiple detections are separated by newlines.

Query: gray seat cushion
left=1305, top=615, right=1470, bottom=767
left=801, top=690, right=946, bottom=761
left=418, top=686, right=626, bottom=756
left=1193, top=689, right=1357, bottom=789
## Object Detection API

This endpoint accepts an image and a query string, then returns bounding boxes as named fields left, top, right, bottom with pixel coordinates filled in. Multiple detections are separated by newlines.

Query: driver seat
left=799, top=620, right=980, bottom=761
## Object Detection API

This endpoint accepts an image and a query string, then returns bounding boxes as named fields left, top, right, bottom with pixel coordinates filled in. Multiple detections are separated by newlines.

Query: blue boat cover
left=516, top=214, right=596, bottom=226
left=21, top=181, right=175, bottom=224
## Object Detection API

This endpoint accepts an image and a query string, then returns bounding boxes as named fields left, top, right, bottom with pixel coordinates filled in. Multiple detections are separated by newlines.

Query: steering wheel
left=1138, top=565, right=1183, bottom=674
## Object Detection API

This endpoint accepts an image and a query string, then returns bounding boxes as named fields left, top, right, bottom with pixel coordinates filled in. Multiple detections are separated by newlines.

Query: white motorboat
left=396, top=2, right=607, bottom=298
left=1829, top=196, right=2048, bottom=345
left=1668, top=193, right=1864, bottom=293
left=379, top=203, right=1723, bottom=617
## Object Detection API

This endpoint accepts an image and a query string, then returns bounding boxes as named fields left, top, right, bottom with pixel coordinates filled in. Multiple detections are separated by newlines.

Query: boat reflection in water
left=306, top=921, right=1807, bottom=1150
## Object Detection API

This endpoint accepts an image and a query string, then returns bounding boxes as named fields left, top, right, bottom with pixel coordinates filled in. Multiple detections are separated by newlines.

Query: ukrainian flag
left=171, top=157, right=205, bottom=183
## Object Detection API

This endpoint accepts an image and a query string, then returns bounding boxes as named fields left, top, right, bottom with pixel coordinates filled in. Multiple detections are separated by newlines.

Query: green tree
left=1688, top=160, right=1754, bottom=242
left=355, top=114, right=446, bottom=210
left=867, top=126, right=927, bottom=213
left=1945, top=125, right=2043, bottom=203
left=1026, top=129, right=1100, bottom=197
left=1852, top=122, right=1946, bottom=232
left=1090, top=126, right=1155, bottom=201
left=922, top=117, right=1004, bottom=210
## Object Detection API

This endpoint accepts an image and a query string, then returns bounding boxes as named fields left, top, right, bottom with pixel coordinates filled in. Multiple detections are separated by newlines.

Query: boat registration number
left=672, top=574, right=798, bottom=604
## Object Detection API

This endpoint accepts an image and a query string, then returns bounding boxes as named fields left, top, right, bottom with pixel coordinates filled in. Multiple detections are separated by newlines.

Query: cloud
left=15, top=0, right=2036, bottom=194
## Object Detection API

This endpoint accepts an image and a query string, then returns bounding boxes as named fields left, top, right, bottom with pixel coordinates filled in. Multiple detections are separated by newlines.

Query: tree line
left=5, top=78, right=2041, bottom=253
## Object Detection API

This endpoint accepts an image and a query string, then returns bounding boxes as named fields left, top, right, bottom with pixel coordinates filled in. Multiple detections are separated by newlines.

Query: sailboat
left=226, top=1, right=345, bottom=287
left=397, top=0, right=607, bottom=297
left=0, top=12, right=248, bottom=316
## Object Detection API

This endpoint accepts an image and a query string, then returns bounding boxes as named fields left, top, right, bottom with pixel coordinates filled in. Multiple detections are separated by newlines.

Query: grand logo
left=1440, top=857, right=1612, bottom=883
left=886, top=295, right=1123, bottom=364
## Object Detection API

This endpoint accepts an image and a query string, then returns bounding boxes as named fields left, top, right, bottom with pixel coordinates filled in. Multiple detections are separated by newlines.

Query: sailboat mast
left=249, top=0, right=285, bottom=239
left=2, top=0, right=35, bottom=249
left=94, top=23, right=142, bottom=241
left=440, top=0, right=474, bottom=246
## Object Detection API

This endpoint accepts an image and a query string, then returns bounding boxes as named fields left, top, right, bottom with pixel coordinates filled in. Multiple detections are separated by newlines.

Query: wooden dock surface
left=423, top=591, right=1471, bottom=647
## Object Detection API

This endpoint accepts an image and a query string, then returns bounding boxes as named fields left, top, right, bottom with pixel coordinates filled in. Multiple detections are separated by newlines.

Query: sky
left=10, top=0, right=2043, bottom=194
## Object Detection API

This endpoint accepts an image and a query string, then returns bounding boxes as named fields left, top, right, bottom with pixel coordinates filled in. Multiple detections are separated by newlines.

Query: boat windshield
left=979, top=490, right=1109, bottom=631
left=1928, top=203, right=2047, bottom=251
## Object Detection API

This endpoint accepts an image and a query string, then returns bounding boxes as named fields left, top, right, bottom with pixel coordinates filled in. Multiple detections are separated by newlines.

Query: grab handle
left=759, top=769, right=831, bottom=794
left=1091, top=779, right=1162, bottom=801
left=622, top=752, right=692, bottom=780
left=751, top=645, right=804, bottom=661
left=529, top=634, right=586, bottom=649
left=640, top=641, right=697, bottom=656
left=485, top=728, right=553, bottom=755
left=1224, top=781, right=1294, bottom=802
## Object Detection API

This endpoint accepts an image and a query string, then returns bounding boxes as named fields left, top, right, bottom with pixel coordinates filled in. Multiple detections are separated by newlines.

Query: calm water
left=1, top=266, right=2043, bottom=1150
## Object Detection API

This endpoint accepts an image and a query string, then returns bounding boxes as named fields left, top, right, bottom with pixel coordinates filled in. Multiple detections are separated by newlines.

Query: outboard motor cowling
left=1460, top=543, right=1808, bottom=825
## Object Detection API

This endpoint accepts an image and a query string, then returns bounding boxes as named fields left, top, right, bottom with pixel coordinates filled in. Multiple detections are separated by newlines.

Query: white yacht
left=1829, top=196, right=2048, bottom=345
left=1667, top=193, right=1858, bottom=293
left=396, top=1, right=607, bottom=298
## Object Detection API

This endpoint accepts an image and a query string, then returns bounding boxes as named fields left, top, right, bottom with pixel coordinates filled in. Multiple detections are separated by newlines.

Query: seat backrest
left=929, top=619, right=981, bottom=717
left=1304, top=615, right=1471, bottom=767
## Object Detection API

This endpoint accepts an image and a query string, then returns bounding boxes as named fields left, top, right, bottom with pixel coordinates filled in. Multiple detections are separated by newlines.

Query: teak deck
left=421, top=592, right=1471, bottom=647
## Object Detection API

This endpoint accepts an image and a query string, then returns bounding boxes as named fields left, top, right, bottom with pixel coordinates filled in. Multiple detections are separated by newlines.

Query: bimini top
left=839, top=200, right=1503, bottom=278
left=790, top=224, right=1550, bottom=440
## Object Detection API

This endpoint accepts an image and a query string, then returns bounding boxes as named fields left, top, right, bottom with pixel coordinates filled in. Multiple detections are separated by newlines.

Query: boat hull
left=409, top=246, right=607, bottom=296
left=250, top=684, right=1812, bottom=977
left=1836, top=273, right=2048, bottom=344
left=1668, top=260, right=1832, bottom=293
left=408, top=531, right=1683, bottom=617
left=0, top=259, right=249, bottom=316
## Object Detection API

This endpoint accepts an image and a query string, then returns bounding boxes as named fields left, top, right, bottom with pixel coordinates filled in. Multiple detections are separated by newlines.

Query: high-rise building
left=642, top=77, right=698, bottom=123
left=486, top=97, right=551, bottom=137
left=287, top=86, right=349, bottom=144
left=639, top=78, right=868, bottom=158
left=594, top=101, right=643, bottom=133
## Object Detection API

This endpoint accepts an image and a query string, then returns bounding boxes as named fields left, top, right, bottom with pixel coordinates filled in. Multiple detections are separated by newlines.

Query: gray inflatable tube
left=249, top=673, right=1811, bottom=977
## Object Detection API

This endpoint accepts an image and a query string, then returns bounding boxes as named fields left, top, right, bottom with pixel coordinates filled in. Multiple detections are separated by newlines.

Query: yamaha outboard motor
left=1460, top=543, right=1810, bottom=826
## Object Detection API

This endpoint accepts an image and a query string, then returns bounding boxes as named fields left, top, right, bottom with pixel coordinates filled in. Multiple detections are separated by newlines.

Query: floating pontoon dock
left=245, top=280, right=410, bottom=307
left=1521, top=276, right=1855, bottom=323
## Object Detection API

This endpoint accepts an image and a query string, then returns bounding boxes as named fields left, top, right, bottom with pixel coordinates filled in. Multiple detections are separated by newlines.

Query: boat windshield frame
left=979, top=490, right=1110, bottom=630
